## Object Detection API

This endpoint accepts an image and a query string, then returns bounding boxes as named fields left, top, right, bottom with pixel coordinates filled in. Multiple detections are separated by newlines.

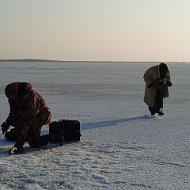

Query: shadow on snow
left=81, top=114, right=153, bottom=131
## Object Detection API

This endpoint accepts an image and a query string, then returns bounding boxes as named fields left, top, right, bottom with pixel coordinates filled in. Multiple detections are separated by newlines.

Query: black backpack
left=49, top=120, right=81, bottom=145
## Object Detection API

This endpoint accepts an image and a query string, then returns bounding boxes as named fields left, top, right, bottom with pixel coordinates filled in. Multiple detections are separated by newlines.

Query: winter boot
left=158, top=108, right=164, bottom=116
left=149, top=106, right=155, bottom=115
left=8, top=146, right=24, bottom=154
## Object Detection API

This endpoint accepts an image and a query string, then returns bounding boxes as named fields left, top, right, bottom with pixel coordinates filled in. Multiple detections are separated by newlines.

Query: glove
left=148, top=80, right=163, bottom=88
left=165, top=81, right=172, bottom=87
left=1, top=122, right=9, bottom=134
left=8, top=146, right=24, bottom=154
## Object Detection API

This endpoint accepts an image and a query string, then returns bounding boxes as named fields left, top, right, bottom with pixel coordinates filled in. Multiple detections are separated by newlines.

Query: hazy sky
left=0, top=0, right=190, bottom=61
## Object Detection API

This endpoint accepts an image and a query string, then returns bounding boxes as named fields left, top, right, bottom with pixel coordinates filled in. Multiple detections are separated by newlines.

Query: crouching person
left=1, top=82, right=52, bottom=154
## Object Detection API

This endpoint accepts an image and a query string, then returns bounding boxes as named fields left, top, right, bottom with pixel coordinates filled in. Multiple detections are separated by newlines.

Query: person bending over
left=143, top=63, right=172, bottom=116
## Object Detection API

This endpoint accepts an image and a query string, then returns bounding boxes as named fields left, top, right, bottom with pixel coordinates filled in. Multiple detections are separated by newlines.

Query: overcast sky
left=0, top=0, right=190, bottom=61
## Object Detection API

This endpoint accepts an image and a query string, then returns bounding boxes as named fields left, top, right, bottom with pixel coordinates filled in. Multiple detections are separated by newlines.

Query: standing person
left=143, top=63, right=172, bottom=116
left=1, top=82, right=52, bottom=154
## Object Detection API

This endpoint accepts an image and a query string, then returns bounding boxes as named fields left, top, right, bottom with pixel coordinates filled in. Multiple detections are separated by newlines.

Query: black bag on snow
left=49, top=120, right=81, bottom=144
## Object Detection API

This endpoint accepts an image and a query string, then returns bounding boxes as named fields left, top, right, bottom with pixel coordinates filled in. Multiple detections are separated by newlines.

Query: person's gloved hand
left=148, top=80, right=163, bottom=88
left=1, top=122, right=9, bottom=134
left=8, top=146, right=24, bottom=154
left=165, top=81, right=172, bottom=87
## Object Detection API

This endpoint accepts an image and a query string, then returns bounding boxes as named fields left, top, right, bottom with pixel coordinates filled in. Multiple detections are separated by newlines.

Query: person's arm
left=164, top=72, right=172, bottom=87
left=1, top=99, right=17, bottom=134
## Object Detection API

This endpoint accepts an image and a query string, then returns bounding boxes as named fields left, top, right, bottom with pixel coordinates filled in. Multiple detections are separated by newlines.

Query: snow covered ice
left=0, top=61, right=189, bottom=190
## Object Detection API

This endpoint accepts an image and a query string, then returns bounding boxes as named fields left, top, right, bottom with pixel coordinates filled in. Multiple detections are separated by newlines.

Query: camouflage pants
left=13, top=111, right=51, bottom=148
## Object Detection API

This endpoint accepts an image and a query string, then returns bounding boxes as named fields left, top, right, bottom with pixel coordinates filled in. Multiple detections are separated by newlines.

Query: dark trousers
left=149, top=89, right=163, bottom=114
left=5, top=127, right=50, bottom=148
left=26, top=128, right=50, bottom=148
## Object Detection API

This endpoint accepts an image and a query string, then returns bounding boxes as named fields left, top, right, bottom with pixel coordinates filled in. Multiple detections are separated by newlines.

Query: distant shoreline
left=0, top=59, right=187, bottom=64
left=0, top=59, right=64, bottom=62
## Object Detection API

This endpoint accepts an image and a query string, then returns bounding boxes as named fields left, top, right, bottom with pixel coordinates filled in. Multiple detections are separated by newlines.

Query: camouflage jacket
left=6, top=83, right=51, bottom=126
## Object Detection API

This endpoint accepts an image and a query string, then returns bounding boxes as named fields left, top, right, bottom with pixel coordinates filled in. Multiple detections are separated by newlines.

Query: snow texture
left=0, top=61, right=189, bottom=190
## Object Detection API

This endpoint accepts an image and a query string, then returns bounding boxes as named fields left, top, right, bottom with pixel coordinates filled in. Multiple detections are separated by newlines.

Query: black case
left=49, top=120, right=81, bottom=142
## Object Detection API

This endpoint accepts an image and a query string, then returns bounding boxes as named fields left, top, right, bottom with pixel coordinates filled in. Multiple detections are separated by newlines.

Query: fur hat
left=5, top=82, right=19, bottom=98
left=159, top=63, right=168, bottom=73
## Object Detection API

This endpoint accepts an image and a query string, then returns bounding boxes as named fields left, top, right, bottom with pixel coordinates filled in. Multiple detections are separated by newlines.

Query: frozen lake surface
left=0, top=61, right=189, bottom=190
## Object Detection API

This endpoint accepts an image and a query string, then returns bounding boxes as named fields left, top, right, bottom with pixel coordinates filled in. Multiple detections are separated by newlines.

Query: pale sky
left=0, top=0, right=190, bottom=61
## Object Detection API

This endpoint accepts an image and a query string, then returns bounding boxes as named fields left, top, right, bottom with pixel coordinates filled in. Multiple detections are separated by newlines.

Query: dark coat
left=143, top=65, right=171, bottom=107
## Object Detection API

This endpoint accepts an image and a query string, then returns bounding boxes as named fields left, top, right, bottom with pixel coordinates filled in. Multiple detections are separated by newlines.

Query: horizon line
left=0, top=59, right=188, bottom=63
